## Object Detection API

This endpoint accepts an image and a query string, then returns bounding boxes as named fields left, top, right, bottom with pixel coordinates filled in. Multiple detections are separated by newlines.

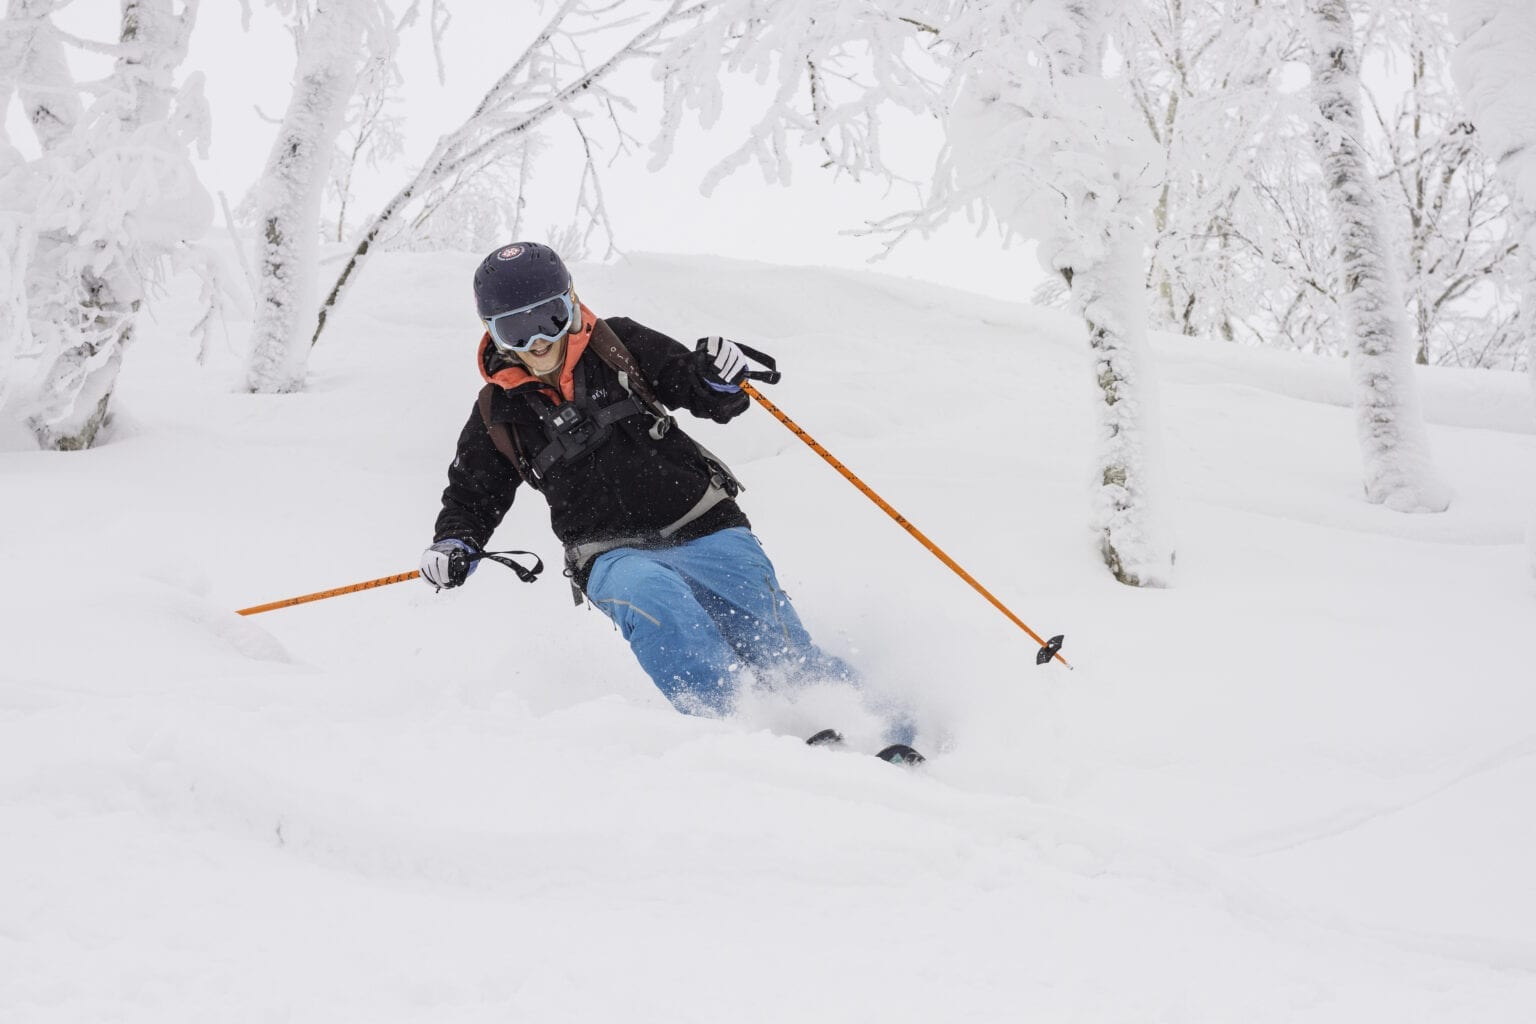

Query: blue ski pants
left=585, top=527, right=855, bottom=715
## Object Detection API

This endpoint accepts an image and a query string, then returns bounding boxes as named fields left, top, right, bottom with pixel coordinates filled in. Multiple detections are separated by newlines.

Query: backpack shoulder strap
left=588, top=319, right=669, bottom=418
left=477, top=383, right=534, bottom=487
left=587, top=319, right=744, bottom=496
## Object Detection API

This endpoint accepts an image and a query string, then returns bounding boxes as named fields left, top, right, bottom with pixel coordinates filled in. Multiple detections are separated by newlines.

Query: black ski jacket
left=433, top=316, right=751, bottom=568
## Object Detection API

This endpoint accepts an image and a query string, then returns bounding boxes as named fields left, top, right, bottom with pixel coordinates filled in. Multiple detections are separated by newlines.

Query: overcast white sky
left=7, top=1, right=1038, bottom=303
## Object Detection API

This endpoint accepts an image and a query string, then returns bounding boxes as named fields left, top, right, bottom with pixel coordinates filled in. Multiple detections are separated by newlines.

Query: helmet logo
left=496, top=245, right=524, bottom=261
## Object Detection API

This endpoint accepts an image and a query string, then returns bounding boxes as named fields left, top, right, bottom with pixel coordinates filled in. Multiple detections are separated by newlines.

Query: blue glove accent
left=446, top=538, right=480, bottom=576
left=421, top=538, right=480, bottom=589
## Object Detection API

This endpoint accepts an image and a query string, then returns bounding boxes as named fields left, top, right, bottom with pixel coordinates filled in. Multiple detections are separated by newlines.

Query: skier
left=420, top=242, right=921, bottom=762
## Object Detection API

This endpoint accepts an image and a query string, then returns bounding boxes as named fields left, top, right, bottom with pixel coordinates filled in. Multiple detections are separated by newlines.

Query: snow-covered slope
left=3, top=249, right=1534, bottom=1021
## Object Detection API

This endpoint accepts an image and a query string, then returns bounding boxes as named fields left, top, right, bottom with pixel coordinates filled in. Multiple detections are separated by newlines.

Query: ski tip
left=806, top=728, right=845, bottom=747
left=875, top=743, right=926, bottom=767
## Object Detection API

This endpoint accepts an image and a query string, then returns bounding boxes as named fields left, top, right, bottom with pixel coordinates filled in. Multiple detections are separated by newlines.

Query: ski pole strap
left=736, top=343, right=781, bottom=385
left=474, top=548, right=544, bottom=583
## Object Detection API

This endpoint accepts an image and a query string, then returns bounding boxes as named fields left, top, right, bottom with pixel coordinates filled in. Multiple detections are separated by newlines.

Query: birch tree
left=245, top=0, right=392, bottom=394
left=1449, top=0, right=1536, bottom=579
left=1308, top=0, right=1449, bottom=512
left=0, top=0, right=212, bottom=451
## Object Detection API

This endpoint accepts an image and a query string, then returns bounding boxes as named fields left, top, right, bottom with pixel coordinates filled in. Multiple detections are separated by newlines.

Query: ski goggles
left=483, top=292, right=576, bottom=353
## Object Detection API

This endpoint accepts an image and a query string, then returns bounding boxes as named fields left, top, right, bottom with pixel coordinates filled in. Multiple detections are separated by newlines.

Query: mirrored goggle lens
left=485, top=295, right=572, bottom=352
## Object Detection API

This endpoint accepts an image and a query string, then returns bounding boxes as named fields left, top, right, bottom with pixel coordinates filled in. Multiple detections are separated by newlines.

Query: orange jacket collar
left=478, top=303, right=597, bottom=402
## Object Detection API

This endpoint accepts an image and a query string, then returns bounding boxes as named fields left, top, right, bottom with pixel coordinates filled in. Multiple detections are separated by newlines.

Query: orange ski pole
left=739, top=379, right=1070, bottom=669
left=236, top=550, right=544, bottom=617
left=237, top=571, right=422, bottom=616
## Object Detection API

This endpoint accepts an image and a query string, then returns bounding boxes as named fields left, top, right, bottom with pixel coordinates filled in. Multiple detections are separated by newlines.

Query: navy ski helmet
left=472, top=242, right=572, bottom=320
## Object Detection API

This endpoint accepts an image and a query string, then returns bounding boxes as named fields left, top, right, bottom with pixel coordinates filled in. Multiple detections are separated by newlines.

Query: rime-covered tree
left=1307, top=0, right=1449, bottom=512
left=1450, top=0, right=1536, bottom=579
left=651, top=0, right=1175, bottom=585
left=0, top=0, right=212, bottom=450
left=1117, top=0, right=1304, bottom=344
left=328, top=54, right=404, bottom=244
left=949, top=0, right=1175, bottom=585
left=244, top=0, right=393, bottom=394
left=1368, top=6, right=1519, bottom=369
left=1103, top=2, right=1519, bottom=371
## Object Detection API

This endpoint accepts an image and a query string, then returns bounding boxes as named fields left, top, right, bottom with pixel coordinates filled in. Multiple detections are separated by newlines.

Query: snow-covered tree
left=1449, top=0, right=1536, bottom=579
left=310, top=0, right=705, bottom=349
left=245, top=0, right=393, bottom=394
left=1368, top=8, right=1520, bottom=369
left=0, top=0, right=212, bottom=450
left=1307, top=0, right=1449, bottom=512
left=1104, top=2, right=1519, bottom=372
left=948, top=1, right=1176, bottom=585
left=327, top=53, right=404, bottom=244
left=1117, top=0, right=1304, bottom=344
left=651, top=0, right=1174, bottom=585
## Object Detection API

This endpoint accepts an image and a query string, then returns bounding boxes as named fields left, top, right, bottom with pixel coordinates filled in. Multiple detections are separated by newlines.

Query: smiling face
left=516, top=333, right=568, bottom=377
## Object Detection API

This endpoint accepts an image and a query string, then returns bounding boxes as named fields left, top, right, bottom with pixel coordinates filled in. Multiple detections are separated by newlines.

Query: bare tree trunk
left=1309, top=0, right=1450, bottom=512
left=244, top=0, right=367, bottom=394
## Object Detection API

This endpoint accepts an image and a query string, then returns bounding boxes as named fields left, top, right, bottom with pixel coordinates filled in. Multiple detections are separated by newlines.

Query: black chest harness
left=476, top=320, right=743, bottom=602
left=523, top=357, right=666, bottom=480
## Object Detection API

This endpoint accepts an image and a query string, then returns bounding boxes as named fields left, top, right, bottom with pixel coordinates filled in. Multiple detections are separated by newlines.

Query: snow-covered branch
left=647, top=0, right=940, bottom=191
left=311, top=0, right=705, bottom=349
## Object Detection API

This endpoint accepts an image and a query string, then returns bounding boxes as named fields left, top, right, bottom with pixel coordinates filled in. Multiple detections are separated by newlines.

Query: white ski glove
left=696, top=336, right=748, bottom=391
left=420, top=538, right=478, bottom=590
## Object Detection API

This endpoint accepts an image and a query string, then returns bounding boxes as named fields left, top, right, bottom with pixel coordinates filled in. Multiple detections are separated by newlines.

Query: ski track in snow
left=3, top=249, right=1535, bottom=1021
left=1225, top=734, right=1536, bottom=860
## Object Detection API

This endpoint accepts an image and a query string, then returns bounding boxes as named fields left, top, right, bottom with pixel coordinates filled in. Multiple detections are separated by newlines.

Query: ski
left=805, top=729, right=926, bottom=766
left=875, top=743, right=926, bottom=766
